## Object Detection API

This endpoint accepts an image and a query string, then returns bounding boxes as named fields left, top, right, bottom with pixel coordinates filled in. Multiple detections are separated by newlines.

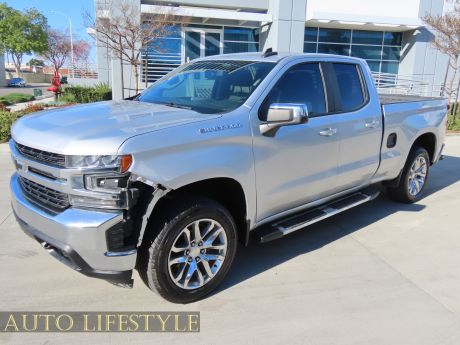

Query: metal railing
left=372, top=72, right=447, bottom=98
left=69, top=67, right=98, bottom=79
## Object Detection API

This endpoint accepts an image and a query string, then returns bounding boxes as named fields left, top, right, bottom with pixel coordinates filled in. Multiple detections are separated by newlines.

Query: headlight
left=65, top=154, right=132, bottom=173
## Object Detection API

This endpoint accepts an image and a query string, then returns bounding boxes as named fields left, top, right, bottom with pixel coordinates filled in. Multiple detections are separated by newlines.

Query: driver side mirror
left=260, top=103, right=309, bottom=136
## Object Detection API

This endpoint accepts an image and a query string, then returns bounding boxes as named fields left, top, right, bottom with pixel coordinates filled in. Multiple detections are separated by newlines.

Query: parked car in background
left=9, top=52, right=448, bottom=303
left=8, top=78, right=26, bottom=87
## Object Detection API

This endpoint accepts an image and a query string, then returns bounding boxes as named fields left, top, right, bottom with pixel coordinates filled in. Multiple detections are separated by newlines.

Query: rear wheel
left=137, top=197, right=237, bottom=303
left=388, top=146, right=430, bottom=203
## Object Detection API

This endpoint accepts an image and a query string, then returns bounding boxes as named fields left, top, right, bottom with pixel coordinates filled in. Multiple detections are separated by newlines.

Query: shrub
left=0, top=93, right=35, bottom=106
left=448, top=113, right=460, bottom=131
left=61, top=83, right=112, bottom=104
left=0, top=111, right=18, bottom=143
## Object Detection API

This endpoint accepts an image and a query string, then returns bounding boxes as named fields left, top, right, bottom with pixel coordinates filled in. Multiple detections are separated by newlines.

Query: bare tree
left=41, top=29, right=72, bottom=75
left=423, top=2, right=460, bottom=119
left=41, top=29, right=92, bottom=77
left=85, top=0, right=187, bottom=96
left=73, top=40, right=92, bottom=76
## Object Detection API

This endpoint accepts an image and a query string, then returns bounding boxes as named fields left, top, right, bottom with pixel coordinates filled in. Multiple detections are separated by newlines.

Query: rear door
left=328, top=62, right=382, bottom=190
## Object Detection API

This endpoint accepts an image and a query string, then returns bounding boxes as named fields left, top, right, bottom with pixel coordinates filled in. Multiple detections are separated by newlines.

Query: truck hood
left=12, top=100, right=220, bottom=155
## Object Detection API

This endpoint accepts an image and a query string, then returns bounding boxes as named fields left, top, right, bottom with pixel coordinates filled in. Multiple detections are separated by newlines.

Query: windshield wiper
left=163, top=102, right=192, bottom=110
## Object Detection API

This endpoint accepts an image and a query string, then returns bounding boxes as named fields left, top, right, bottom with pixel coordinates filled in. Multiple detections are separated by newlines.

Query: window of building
left=260, top=63, right=326, bottom=120
left=304, top=27, right=402, bottom=75
left=223, top=27, right=260, bottom=54
left=141, top=26, right=182, bottom=83
left=332, top=63, right=366, bottom=112
left=143, top=25, right=261, bottom=83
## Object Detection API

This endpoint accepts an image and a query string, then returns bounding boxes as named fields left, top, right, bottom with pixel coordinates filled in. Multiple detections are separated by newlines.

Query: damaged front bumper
left=10, top=173, right=137, bottom=285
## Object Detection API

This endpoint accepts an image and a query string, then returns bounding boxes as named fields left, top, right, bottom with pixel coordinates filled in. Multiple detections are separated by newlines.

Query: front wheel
left=387, top=146, right=430, bottom=203
left=137, top=197, right=237, bottom=303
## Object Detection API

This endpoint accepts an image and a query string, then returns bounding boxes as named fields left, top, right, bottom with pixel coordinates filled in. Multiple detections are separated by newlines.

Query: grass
left=0, top=93, right=35, bottom=106
left=448, top=113, right=460, bottom=131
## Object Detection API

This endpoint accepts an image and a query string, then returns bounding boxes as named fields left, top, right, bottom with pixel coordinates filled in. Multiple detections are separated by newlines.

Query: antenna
left=263, top=48, right=277, bottom=58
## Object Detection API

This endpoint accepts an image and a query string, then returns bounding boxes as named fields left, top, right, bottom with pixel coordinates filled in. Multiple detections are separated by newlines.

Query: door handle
left=365, top=120, right=379, bottom=128
left=319, top=128, right=337, bottom=137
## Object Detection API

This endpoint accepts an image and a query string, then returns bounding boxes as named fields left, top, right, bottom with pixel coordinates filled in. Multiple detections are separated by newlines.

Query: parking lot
left=0, top=135, right=459, bottom=345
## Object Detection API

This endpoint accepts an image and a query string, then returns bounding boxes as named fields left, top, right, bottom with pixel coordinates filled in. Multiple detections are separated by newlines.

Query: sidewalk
left=6, top=96, right=55, bottom=112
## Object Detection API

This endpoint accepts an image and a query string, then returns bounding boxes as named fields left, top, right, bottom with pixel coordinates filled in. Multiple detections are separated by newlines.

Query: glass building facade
left=140, top=25, right=403, bottom=83
left=142, top=26, right=260, bottom=83
left=304, top=27, right=402, bottom=74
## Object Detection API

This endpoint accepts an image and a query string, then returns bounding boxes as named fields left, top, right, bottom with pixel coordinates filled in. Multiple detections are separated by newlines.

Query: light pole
left=48, top=11, right=74, bottom=77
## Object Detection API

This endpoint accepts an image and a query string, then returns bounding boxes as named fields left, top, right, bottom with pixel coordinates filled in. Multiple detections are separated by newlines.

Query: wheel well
left=412, top=133, right=436, bottom=164
left=160, top=178, right=248, bottom=245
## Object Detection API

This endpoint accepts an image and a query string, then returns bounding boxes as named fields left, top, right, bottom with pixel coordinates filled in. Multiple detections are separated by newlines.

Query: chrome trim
left=275, top=192, right=374, bottom=235
left=15, top=141, right=65, bottom=167
left=255, top=184, right=370, bottom=228
left=19, top=176, right=70, bottom=211
left=9, top=140, right=129, bottom=209
left=10, top=173, right=136, bottom=271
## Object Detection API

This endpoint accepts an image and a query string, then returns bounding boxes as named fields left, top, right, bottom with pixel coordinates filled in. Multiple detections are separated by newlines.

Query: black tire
left=137, top=196, right=238, bottom=303
left=387, top=146, right=430, bottom=203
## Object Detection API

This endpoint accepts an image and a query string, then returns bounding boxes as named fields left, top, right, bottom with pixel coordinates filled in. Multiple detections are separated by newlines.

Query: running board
left=258, top=188, right=380, bottom=243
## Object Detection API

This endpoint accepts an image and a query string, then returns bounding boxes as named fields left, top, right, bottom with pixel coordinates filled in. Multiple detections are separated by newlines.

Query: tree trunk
left=133, top=64, right=139, bottom=95
left=118, top=38, right=125, bottom=99
left=120, top=57, right=125, bottom=99
left=11, top=53, right=22, bottom=77
left=442, top=56, right=451, bottom=97
left=448, top=55, right=458, bottom=115
left=144, top=49, right=149, bottom=89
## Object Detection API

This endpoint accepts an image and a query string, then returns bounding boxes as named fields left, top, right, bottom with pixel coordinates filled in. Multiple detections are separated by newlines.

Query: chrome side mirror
left=260, top=103, right=309, bottom=136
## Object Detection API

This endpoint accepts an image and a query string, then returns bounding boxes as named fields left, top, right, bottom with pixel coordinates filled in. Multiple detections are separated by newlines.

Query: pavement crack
left=0, top=212, right=12, bottom=227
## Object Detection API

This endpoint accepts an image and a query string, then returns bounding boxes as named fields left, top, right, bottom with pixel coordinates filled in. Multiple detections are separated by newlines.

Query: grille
left=19, top=177, right=70, bottom=211
left=15, top=142, right=65, bottom=167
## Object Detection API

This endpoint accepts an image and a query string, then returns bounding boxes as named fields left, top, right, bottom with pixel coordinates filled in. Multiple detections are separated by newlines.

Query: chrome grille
left=15, top=142, right=65, bottom=167
left=19, top=177, right=70, bottom=211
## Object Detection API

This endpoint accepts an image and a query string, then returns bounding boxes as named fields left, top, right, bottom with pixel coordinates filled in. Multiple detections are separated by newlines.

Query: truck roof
left=197, top=52, right=365, bottom=64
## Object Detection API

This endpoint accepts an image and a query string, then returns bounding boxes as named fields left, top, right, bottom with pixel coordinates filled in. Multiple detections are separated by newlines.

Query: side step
left=258, top=187, right=380, bottom=243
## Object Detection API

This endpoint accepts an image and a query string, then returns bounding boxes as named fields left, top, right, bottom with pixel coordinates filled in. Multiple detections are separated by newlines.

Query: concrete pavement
left=0, top=84, right=51, bottom=97
left=0, top=136, right=460, bottom=345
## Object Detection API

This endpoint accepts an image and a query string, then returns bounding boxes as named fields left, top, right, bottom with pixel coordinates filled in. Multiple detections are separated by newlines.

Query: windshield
left=137, top=60, right=275, bottom=114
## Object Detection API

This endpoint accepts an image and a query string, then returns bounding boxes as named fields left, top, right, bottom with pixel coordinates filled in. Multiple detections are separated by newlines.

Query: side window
left=332, top=63, right=366, bottom=112
left=259, top=63, right=326, bottom=120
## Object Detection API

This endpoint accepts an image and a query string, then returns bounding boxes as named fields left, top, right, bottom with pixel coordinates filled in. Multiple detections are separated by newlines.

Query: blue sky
left=3, top=0, right=95, bottom=64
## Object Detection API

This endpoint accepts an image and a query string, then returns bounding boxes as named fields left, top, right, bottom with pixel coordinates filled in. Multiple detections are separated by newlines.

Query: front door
left=182, top=29, right=223, bottom=63
left=252, top=62, right=341, bottom=222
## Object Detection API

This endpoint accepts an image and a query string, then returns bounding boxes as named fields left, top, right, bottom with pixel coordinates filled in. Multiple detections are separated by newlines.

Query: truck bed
left=379, top=93, right=444, bottom=105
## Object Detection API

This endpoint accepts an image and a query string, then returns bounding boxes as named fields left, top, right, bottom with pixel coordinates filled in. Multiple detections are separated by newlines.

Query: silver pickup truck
left=9, top=52, right=447, bottom=303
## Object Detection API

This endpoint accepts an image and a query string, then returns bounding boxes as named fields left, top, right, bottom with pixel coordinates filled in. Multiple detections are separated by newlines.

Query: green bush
left=61, top=83, right=112, bottom=104
left=0, top=111, right=18, bottom=143
left=448, top=113, right=460, bottom=131
left=0, top=93, right=35, bottom=106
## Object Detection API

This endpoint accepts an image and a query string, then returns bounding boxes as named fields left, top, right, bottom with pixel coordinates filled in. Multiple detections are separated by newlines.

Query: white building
left=94, top=0, right=449, bottom=99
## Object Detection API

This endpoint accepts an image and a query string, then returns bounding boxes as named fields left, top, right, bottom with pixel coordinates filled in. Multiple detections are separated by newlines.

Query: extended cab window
left=259, top=63, right=326, bottom=120
left=332, top=63, right=366, bottom=112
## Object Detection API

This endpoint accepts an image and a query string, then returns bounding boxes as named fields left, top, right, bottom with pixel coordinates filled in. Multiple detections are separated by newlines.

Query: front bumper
left=10, top=173, right=136, bottom=284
